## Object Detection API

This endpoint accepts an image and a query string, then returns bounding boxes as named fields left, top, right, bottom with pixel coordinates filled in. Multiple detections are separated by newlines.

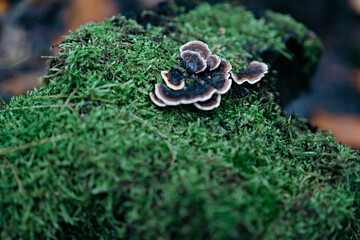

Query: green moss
left=168, top=3, right=291, bottom=66
left=265, top=10, right=323, bottom=75
left=0, top=2, right=359, bottom=239
left=265, top=11, right=308, bottom=39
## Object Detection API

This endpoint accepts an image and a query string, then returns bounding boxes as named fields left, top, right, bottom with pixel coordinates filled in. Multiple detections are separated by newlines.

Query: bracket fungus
left=207, top=54, right=222, bottom=71
left=161, top=68, right=185, bottom=90
left=194, top=93, right=221, bottom=111
left=230, top=61, right=268, bottom=85
left=149, top=92, right=166, bottom=107
left=149, top=41, right=269, bottom=110
left=179, top=40, right=211, bottom=60
left=180, top=50, right=207, bottom=74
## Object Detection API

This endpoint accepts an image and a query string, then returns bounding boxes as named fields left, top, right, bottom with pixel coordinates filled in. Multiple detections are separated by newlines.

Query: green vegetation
left=0, top=2, right=359, bottom=239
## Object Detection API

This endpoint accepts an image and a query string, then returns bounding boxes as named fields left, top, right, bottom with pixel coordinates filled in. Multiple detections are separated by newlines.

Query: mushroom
left=179, top=41, right=221, bottom=72
left=207, top=54, right=222, bottom=71
left=230, top=61, right=268, bottom=85
left=194, top=93, right=221, bottom=111
left=179, top=40, right=211, bottom=60
left=203, top=59, right=232, bottom=95
left=149, top=92, right=166, bottom=107
left=180, top=50, right=207, bottom=74
left=150, top=40, right=267, bottom=111
left=153, top=59, right=232, bottom=106
left=161, top=67, right=185, bottom=90
left=154, top=83, right=216, bottom=105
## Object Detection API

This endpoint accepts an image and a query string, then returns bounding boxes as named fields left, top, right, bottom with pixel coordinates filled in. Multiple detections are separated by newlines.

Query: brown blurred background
left=0, top=0, right=161, bottom=96
left=0, top=0, right=360, bottom=149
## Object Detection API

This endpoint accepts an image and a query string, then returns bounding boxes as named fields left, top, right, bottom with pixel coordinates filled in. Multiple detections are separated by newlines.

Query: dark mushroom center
left=168, top=67, right=185, bottom=85
left=237, top=65, right=264, bottom=79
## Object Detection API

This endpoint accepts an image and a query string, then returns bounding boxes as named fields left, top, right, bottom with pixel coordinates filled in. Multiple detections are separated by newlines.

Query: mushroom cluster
left=149, top=41, right=268, bottom=110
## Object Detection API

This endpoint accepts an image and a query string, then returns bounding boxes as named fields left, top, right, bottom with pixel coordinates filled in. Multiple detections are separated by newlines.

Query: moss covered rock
left=0, top=2, right=359, bottom=239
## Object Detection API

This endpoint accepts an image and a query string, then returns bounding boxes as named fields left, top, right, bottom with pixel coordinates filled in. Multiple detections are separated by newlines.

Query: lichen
left=0, top=2, right=359, bottom=239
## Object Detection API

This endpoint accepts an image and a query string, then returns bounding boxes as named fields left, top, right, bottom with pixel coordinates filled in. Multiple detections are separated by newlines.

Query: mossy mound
left=0, top=2, right=359, bottom=239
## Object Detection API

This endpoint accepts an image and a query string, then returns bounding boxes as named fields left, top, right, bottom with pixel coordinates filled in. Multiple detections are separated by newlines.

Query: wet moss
left=0, top=2, right=359, bottom=239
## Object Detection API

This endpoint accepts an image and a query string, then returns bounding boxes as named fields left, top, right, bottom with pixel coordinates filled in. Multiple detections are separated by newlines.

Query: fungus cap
left=194, top=93, right=221, bottom=111
left=210, top=75, right=232, bottom=95
left=180, top=50, right=207, bottom=74
left=207, top=55, right=222, bottom=71
left=231, top=61, right=268, bottom=85
left=219, top=58, right=232, bottom=74
left=149, top=92, right=166, bottom=107
left=161, top=68, right=185, bottom=90
left=154, top=83, right=218, bottom=106
left=179, top=40, right=212, bottom=60
left=204, top=59, right=232, bottom=95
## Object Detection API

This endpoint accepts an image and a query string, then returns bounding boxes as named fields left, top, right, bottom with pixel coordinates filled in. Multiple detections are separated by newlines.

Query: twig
left=2, top=157, right=26, bottom=196
left=0, top=104, right=74, bottom=113
left=0, top=222, right=20, bottom=234
left=65, top=102, right=82, bottom=120
left=128, top=112, right=177, bottom=166
left=29, top=95, right=115, bottom=104
left=0, top=44, right=51, bottom=70
left=64, top=90, right=77, bottom=106
left=90, top=97, right=115, bottom=104
left=0, top=134, right=68, bottom=156
left=0, top=99, right=107, bottom=113
left=30, top=94, right=69, bottom=100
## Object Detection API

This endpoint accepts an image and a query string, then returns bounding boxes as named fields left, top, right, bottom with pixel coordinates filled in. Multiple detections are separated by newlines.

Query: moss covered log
left=0, top=2, right=359, bottom=239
